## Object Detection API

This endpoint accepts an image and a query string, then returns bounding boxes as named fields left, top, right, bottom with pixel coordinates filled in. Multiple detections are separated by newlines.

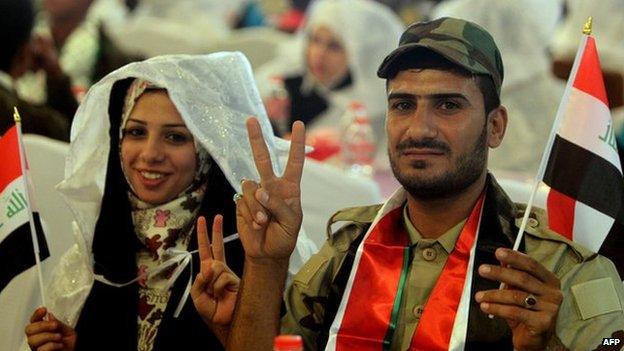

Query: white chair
left=295, top=157, right=384, bottom=249
left=23, top=134, right=74, bottom=256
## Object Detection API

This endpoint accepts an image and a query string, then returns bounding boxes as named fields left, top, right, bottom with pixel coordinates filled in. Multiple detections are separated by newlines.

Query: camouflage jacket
left=282, top=176, right=624, bottom=351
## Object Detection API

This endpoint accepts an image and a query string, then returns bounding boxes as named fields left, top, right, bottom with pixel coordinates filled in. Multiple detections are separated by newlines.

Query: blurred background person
left=0, top=0, right=74, bottom=141
left=257, top=0, right=404, bottom=162
left=432, top=0, right=566, bottom=178
left=16, top=0, right=136, bottom=107
left=108, top=0, right=264, bottom=58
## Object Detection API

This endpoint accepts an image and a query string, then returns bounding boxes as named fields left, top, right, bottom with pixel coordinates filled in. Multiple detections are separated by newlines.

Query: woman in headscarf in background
left=24, top=52, right=315, bottom=351
left=258, top=0, right=404, bottom=143
left=432, top=0, right=566, bottom=177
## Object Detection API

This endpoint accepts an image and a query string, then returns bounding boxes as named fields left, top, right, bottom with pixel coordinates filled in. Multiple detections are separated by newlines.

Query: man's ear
left=487, top=105, right=507, bottom=148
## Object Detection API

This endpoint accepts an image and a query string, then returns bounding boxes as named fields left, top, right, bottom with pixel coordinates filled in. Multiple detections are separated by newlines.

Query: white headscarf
left=48, top=52, right=316, bottom=325
left=256, top=0, right=404, bottom=132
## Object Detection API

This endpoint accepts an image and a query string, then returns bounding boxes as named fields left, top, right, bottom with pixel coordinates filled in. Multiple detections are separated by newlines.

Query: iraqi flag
left=542, top=35, right=624, bottom=279
left=0, top=125, right=49, bottom=293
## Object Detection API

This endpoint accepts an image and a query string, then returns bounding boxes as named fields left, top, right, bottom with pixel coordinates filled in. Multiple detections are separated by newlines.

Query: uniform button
left=422, top=247, right=437, bottom=261
left=528, top=218, right=539, bottom=228
left=413, top=305, right=424, bottom=318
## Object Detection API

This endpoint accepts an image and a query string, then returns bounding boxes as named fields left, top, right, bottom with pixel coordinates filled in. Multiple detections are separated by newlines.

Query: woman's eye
left=123, top=127, right=145, bottom=138
left=166, top=133, right=190, bottom=143
left=328, top=41, right=344, bottom=52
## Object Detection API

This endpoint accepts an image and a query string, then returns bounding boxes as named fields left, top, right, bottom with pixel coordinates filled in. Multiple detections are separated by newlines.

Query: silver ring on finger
left=524, top=294, right=537, bottom=309
left=233, top=193, right=243, bottom=203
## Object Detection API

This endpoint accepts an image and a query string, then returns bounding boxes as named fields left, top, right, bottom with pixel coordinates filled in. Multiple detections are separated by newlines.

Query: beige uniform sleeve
left=557, top=255, right=624, bottom=351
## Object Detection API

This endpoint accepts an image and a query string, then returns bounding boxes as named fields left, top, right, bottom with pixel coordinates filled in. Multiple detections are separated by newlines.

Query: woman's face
left=306, top=26, right=349, bottom=87
left=121, top=91, right=197, bottom=205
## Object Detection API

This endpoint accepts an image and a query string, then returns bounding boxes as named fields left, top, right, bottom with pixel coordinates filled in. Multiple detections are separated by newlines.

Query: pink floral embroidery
left=153, top=210, right=171, bottom=227
left=138, top=265, right=148, bottom=287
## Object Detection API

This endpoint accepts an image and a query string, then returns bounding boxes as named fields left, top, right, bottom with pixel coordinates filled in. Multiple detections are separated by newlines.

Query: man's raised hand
left=235, top=118, right=305, bottom=263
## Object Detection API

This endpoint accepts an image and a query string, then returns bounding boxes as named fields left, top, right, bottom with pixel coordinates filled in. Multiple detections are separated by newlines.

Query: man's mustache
left=396, top=138, right=451, bottom=153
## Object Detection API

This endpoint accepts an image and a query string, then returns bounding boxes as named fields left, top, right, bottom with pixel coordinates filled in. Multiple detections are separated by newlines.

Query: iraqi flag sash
left=541, top=34, right=624, bottom=279
left=325, top=188, right=485, bottom=351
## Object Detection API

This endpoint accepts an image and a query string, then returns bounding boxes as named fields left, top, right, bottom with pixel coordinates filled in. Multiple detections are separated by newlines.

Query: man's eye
left=439, top=100, right=461, bottom=110
left=392, top=101, right=413, bottom=111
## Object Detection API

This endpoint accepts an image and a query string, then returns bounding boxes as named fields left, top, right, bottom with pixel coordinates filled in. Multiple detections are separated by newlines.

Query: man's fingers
left=197, top=216, right=212, bottom=262
left=479, top=302, right=555, bottom=334
left=211, top=215, right=225, bottom=263
left=241, top=179, right=268, bottom=228
left=254, top=187, right=298, bottom=232
left=479, top=264, right=546, bottom=296
left=479, top=301, right=536, bottom=323
left=246, top=117, right=275, bottom=181
left=283, top=120, right=306, bottom=183
left=236, top=194, right=255, bottom=229
left=495, top=248, right=560, bottom=288
left=475, top=290, right=558, bottom=313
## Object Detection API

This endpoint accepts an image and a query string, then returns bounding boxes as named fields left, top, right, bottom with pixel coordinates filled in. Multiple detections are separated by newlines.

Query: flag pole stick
left=13, top=107, right=46, bottom=307
left=490, top=19, right=594, bottom=315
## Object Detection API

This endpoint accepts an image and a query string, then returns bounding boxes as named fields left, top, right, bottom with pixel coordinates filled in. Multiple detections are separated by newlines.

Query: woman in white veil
left=257, top=0, right=404, bottom=141
left=24, top=52, right=315, bottom=350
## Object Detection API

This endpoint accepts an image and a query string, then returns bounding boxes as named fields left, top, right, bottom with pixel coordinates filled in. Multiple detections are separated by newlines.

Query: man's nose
left=406, top=107, right=438, bottom=139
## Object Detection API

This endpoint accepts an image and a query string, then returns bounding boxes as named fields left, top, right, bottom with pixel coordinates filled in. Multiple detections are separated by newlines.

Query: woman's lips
left=137, top=170, right=169, bottom=187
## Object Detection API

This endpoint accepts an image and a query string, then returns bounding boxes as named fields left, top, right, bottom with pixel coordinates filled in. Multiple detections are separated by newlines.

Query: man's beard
left=389, top=125, right=487, bottom=200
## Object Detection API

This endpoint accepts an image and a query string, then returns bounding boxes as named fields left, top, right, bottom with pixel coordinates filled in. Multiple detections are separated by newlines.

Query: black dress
left=281, top=72, right=353, bottom=135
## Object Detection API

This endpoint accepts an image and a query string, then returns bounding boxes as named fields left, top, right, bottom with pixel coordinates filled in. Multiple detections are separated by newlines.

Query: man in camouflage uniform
left=228, top=17, right=624, bottom=351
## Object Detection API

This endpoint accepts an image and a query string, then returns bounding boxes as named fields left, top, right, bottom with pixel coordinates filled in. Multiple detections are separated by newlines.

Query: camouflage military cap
left=377, top=17, right=504, bottom=95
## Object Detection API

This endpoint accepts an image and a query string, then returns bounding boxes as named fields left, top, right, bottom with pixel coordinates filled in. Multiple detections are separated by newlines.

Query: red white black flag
left=542, top=35, right=624, bottom=278
left=0, top=124, right=49, bottom=292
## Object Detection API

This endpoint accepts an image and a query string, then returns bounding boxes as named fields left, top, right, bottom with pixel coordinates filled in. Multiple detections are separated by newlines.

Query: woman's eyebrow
left=127, top=118, right=187, bottom=128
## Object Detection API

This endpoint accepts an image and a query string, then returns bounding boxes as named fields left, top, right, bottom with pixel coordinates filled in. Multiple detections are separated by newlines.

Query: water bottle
left=341, top=102, right=376, bottom=177
left=274, top=334, right=303, bottom=351
left=265, top=75, right=290, bottom=135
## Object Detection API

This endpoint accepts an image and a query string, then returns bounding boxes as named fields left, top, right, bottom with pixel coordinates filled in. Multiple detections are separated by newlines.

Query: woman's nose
left=140, top=138, right=165, bottom=163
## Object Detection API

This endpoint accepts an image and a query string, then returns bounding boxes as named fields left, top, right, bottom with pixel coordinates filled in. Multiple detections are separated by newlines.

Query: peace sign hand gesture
left=236, top=118, right=305, bottom=264
left=191, top=215, right=239, bottom=327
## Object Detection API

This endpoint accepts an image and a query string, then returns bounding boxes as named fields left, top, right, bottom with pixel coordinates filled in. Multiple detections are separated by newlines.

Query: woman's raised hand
left=235, top=118, right=305, bottom=263
left=191, top=215, right=239, bottom=327
left=25, top=307, right=77, bottom=351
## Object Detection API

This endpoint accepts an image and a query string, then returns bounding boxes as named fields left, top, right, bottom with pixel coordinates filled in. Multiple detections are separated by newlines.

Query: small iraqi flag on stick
left=0, top=108, right=49, bottom=299
left=514, top=17, right=623, bottom=280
